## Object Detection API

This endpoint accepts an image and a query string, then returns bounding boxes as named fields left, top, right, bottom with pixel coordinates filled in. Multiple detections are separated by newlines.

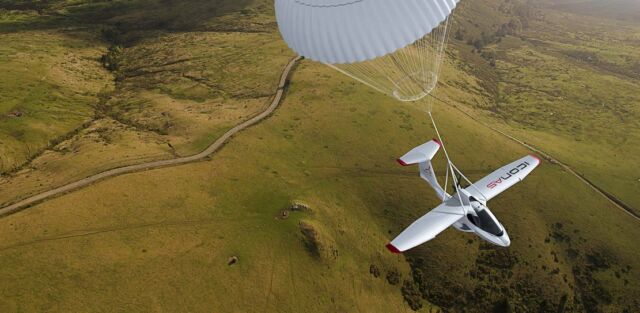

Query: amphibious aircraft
left=387, top=140, right=540, bottom=253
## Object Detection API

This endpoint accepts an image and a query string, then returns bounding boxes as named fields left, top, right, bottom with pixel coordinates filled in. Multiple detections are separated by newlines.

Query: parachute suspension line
left=327, top=16, right=452, bottom=102
left=427, top=108, right=466, bottom=210
left=449, top=162, right=490, bottom=203
left=426, top=98, right=474, bottom=213
left=426, top=92, right=491, bottom=204
left=442, top=157, right=450, bottom=202
left=424, top=15, right=474, bottom=209
left=435, top=15, right=453, bottom=82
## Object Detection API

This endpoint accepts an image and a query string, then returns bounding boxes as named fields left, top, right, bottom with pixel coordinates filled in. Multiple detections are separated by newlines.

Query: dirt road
left=0, top=56, right=302, bottom=217
left=4, top=57, right=636, bottom=224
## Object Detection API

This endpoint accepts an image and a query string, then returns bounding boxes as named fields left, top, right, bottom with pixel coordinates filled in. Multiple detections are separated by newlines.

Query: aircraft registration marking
left=486, top=162, right=531, bottom=189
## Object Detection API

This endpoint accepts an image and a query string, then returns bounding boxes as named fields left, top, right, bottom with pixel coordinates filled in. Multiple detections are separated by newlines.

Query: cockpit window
left=470, top=209, right=504, bottom=236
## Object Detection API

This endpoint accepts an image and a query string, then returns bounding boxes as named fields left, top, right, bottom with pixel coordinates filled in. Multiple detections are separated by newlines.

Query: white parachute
left=274, top=0, right=460, bottom=102
left=274, top=1, right=526, bottom=252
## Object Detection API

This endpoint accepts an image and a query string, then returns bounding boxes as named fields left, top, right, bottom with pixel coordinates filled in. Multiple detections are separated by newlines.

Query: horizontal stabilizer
left=397, top=139, right=441, bottom=166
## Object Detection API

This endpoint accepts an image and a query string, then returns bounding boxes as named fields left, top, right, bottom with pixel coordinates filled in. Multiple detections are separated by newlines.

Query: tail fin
left=398, top=139, right=449, bottom=201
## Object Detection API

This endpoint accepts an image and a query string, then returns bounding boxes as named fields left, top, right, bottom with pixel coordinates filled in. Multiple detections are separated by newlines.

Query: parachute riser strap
left=426, top=109, right=469, bottom=214
left=427, top=93, right=491, bottom=203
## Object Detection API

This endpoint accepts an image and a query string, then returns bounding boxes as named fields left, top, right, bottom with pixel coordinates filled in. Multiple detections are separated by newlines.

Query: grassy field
left=0, top=0, right=639, bottom=312
left=0, top=28, right=112, bottom=172
left=491, top=8, right=640, bottom=213
left=0, top=61, right=425, bottom=312
left=0, top=56, right=638, bottom=312
left=0, top=0, right=294, bottom=206
left=109, top=30, right=293, bottom=156
left=449, top=0, right=640, bottom=213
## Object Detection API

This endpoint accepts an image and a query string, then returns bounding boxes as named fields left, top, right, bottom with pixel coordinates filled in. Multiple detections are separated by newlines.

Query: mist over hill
left=542, top=0, right=640, bottom=21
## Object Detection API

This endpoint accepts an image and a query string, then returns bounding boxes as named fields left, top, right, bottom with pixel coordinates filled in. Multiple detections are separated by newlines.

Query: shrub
left=401, top=280, right=423, bottom=311
left=386, top=268, right=401, bottom=285
left=101, top=45, right=123, bottom=72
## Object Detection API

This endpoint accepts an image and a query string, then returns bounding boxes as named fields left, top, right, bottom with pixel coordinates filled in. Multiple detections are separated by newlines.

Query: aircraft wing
left=465, top=155, right=541, bottom=203
left=387, top=201, right=464, bottom=253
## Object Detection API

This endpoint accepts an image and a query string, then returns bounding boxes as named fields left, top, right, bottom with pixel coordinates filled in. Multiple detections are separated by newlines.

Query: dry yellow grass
left=1, top=1, right=639, bottom=312
left=1, top=27, right=294, bottom=210
left=0, top=118, right=174, bottom=206
left=0, top=30, right=113, bottom=172
left=0, top=55, right=638, bottom=312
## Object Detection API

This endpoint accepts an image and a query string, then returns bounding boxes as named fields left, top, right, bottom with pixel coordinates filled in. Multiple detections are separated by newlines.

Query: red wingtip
left=529, top=154, right=541, bottom=163
left=386, top=243, right=402, bottom=254
left=396, top=158, right=408, bottom=166
left=432, top=138, right=442, bottom=146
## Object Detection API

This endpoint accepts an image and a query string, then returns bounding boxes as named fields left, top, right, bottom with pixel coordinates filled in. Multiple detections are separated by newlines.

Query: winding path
left=4, top=55, right=636, bottom=224
left=0, top=56, right=302, bottom=218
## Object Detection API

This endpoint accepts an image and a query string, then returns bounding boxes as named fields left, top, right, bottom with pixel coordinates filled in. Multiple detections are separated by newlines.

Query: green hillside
left=450, top=0, right=640, bottom=213
left=0, top=0, right=294, bottom=206
left=0, top=1, right=638, bottom=313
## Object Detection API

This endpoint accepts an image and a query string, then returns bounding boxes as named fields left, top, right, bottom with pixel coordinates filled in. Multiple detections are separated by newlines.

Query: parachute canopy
left=275, top=0, right=460, bottom=101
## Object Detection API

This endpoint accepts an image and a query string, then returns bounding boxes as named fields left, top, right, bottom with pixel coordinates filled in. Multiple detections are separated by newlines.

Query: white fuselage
left=450, top=189, right=511, bottom=247
left=389, top=140, right=538, bottom=253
